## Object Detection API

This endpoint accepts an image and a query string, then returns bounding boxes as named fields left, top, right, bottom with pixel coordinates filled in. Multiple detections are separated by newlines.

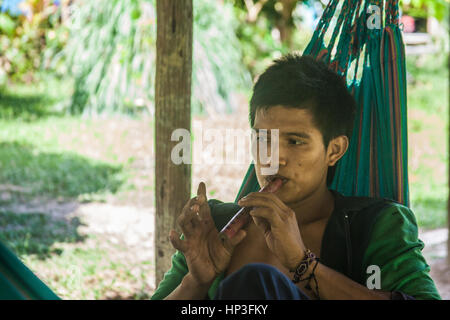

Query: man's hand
left=238, top=192, right=306, bottom=270
left=169, top=182, right=247, bottom=286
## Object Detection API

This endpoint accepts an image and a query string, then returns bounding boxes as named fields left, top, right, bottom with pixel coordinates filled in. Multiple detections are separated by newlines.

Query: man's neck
left=290, top=187, right=336, bottom=227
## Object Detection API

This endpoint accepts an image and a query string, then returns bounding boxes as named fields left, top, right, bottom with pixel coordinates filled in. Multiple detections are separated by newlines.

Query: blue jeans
left=213, top=263, right=310, bottom=300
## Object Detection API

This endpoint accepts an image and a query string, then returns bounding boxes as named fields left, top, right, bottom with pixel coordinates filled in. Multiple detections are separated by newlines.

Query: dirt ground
left=2, top=98, right=449, bottom=299
left=420, top=228, right=450, bottom=299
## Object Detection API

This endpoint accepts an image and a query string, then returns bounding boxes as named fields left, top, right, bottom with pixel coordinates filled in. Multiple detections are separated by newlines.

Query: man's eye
left=289, top=139, right=305, bottom=145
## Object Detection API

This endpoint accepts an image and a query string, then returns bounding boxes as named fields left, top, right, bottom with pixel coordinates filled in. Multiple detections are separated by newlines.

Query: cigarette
left=219, top=178, right=284, bottom=241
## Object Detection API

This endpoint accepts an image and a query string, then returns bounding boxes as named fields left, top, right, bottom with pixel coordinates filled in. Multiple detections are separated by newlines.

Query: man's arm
left=294, top=261, right=391, bottom=300
left=293, top=204, right=441, bottom=300
left=150, top=247, right=219, bottom=300
left=164, top=273, right=212, bottom=300
left=150, top=250, right=189, bottom=300
left=360, top=204, right=441, bottom=300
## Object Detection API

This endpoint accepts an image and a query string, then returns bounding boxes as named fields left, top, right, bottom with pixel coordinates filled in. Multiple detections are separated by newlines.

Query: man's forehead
left=253, top=106, right=317, bottom=131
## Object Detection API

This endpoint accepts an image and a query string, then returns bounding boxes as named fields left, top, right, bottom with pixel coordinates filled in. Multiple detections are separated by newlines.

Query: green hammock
left=235, top=0, right=409, bottom=208
left=0, top=241, right=59, bottom=299
left=0, top=0, right=408, bottom=300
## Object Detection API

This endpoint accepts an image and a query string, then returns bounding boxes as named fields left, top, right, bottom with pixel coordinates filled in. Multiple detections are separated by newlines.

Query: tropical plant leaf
left=50, top=0, right=251, bottom=116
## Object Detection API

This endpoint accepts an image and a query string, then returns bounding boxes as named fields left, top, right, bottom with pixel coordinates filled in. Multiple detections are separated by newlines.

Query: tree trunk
left=155, top=0, right=193, bottom=286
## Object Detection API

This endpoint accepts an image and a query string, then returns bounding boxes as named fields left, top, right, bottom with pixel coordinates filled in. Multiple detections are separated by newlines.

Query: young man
left=151, top=54, right=441, bottom=300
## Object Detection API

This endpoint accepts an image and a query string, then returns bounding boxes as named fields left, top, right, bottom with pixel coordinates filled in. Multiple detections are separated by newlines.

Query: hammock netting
left=0, top=0, right=408, bottom=299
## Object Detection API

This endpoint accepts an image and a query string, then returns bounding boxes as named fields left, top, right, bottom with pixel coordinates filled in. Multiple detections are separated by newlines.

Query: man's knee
left=215, top=263, right=309, bottom=300
left=225, top=263, right=289, bottom=290
left=232, top=263, right=282, bottom=281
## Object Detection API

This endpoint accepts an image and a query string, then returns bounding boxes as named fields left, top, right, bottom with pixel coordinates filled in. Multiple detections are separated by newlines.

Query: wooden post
left=155, top=0, right=193, bottom=286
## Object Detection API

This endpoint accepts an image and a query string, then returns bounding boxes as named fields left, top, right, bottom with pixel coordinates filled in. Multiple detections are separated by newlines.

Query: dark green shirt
left=151, top=199, right=441, bottom=300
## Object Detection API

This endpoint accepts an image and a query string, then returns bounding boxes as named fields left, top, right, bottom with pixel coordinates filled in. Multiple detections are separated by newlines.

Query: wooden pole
left=155, top=0, right=193, bottom=286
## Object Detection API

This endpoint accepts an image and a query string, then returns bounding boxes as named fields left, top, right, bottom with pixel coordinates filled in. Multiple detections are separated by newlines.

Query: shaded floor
left=420, top=228, right=450, bottom=299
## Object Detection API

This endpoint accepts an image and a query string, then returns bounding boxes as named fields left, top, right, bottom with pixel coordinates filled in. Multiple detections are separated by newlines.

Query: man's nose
left=278, top=145, right=287, bottom=166
left=263, top=143, right=287, bottom=167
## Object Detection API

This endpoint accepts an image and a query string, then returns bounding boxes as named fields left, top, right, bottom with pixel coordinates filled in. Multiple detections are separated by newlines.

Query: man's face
left=252, top=105, right=332, bottom=205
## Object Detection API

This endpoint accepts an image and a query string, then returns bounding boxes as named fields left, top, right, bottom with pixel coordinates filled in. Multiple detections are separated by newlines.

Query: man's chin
left=273, top=190, right=293, bottom=203
left=275, top=189, right=305, bottom=205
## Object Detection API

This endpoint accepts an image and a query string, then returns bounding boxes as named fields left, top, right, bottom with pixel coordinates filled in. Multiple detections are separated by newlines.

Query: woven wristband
left=291, top=249, right=317, bottom=284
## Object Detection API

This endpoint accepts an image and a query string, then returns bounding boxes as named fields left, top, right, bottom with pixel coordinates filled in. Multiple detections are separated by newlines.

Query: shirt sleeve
left=150, top=248, right=188, bottom=300
left=362, top=203, right=441, bottom=300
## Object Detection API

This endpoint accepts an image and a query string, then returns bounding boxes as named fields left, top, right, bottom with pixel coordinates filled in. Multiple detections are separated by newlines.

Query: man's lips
left=265, top=174, right=289, bottom=185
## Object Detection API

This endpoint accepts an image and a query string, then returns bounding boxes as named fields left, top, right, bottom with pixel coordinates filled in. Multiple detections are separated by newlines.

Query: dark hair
left=249, top=53, right=357, bottom=185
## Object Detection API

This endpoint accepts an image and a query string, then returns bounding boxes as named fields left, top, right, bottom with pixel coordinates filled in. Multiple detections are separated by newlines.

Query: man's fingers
left=196, top=182, right=214, bottom=226
left=169, top=230, right=188, bottom=252
left=178, top=203, right=200, bottom=237
left=239, top=193, right=290, bottom=221
left=251, top=214, right=270, bottom=233
left=197, top=182, right=207, bottom=204
left=249, top=207, right=283, bottom=230
left=191, top=210, right=202, bottom=229
left=178, top=197, right=199, bottom=225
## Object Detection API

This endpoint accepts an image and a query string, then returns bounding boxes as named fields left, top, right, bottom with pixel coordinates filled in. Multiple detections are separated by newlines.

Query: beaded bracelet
left=290, top=249, right=317, bottom=283
left=291, top=255, right=321, bottom=299
left=304, top=259, right=320, bottom=299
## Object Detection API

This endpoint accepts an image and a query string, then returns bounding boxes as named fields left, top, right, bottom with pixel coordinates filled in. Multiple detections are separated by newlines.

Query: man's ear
left=326, top=135, right=349, bottom=166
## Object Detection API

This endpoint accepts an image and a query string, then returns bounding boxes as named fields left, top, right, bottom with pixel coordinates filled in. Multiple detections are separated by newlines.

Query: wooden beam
left=155, top=0, right=193, bottom=286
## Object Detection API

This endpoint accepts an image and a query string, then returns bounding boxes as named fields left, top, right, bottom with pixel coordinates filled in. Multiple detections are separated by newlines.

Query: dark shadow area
left=104, top=291, right=152, bottom=300
left=0, top=141, right=125, bottom=199
left=0, top=89, right=63, bottom=121
left=0, top=211, right=86, bottom=260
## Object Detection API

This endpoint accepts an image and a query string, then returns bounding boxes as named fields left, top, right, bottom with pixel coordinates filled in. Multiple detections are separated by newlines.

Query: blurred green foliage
left=50, top=0, right=155, bottom=115
left=225, top=0, right=317, bottom=78
left=0, top=0, right=66, bottom=85
left=192, top=0, right=252, bottom=115
left=230, top=2, right=290, bottom=79
left=49, top=0, right=251, bottom=115
left=400, top=0, right=449, bottom=21
left=1, top=0, right=447, bottom=114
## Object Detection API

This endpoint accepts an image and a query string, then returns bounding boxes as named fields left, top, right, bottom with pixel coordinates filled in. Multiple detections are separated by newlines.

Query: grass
left=20, top=236, right=153, bottom=300
left=0, top=140, right=125, bottom=199
left=0, top=113, right=153, bottom=298
left=0, top=74, right=154, bottom=299
left=0, top=74, right=130, bottom=201
left=0, top=211, right=152, bottom=299
left=0, top=73, right=72, bottom=121
left=0, top=211, right=85, bottom=259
